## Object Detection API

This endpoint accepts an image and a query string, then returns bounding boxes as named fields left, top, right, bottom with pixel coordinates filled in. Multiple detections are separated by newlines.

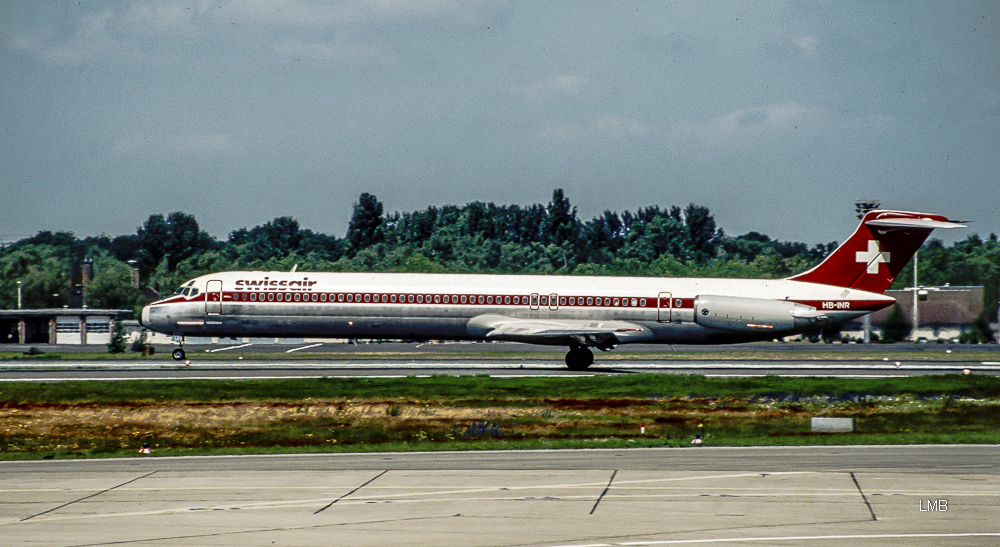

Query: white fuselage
left=141, top=271, right=893, bottom=345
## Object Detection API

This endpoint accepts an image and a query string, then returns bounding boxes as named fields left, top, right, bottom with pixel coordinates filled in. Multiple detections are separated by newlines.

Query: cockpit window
left=170, top=286, right=198, bottom=298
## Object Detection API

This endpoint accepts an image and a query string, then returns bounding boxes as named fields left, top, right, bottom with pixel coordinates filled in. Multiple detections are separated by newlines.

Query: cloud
left=112, top=132, right=245, bottom=158
left=220, top=0, right=495, bottom=27
left=272, top=35, right=396, bottom=66
left=517, top=74, right=589, bottom=100
left=670, top=102, right=827, bottom=150
left=10, top=10, right=127, bottom=65
left=593, top=116, right=648, bottom=138
left=536, top=115, right=649, bottom=142
left=9, top=0, right=494, bottom=66
left=792, top=35, right=819, bottom=57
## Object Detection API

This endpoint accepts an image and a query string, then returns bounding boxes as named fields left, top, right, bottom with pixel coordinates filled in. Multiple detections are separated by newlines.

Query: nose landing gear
left=565, top=346, right=594, bottom=370
left=172, top=348, right=186, bottom=361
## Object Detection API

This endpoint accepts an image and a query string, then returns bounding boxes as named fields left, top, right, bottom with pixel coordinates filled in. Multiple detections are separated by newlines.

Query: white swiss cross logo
left=856, top=240, right=889, bottom=274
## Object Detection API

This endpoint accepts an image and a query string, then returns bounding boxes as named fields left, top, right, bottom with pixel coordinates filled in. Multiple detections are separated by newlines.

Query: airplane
left=140, top=210, right=963, bottom=369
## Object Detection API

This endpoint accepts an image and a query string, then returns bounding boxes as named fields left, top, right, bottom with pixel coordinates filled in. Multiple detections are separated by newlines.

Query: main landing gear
left=565, top=346, right=594, bottom=371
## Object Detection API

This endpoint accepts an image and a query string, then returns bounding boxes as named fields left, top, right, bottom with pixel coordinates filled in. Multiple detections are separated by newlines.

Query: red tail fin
left=788, top=211, right=964, bottom=293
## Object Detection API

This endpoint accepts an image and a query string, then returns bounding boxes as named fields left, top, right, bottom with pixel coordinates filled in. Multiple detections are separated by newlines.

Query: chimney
left=82, top=257, right=94, bottom=286
left=128, top=260, right=140, bottom=288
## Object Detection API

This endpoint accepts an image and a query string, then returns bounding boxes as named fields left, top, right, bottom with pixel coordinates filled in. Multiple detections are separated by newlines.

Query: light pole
left=854, top=200, right=880, bottom=343
left=16, top=280, right=22, bottom=310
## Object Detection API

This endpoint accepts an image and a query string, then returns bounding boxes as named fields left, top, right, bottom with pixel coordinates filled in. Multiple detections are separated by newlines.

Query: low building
left=0, top=309, right=132, bottom=345
left=841, top=285, right=986, bottom=342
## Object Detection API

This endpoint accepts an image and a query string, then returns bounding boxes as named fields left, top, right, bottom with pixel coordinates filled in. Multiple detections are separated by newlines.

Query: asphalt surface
left=2, top=341, right=998, bottom=380
left=3, top=447, right=998, bottom=546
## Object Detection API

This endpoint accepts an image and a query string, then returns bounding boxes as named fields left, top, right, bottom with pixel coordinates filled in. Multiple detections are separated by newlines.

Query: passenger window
left=478, top=296, right=484, bottom=304
left=461, top=295, right=467, bottom=304
left=435, top=295, right=441, bottom=303
left=613, top=298, right=620, bottom=306
left=443, top=295, right=449, bottom=304
left=268, top=293, right=274, bottom=301
left=504, top=296, right=511, bottom=304
left=347, top=294, right=353, bottom=302
left=487, top=296, right=493, bottom=304
left=640, top=298, right=646, bottom=306
left=560, top=297, right=566, bottom=305
left=417, top=295, right=423, bottom=303
left=586, top=297, right=593, bottom=305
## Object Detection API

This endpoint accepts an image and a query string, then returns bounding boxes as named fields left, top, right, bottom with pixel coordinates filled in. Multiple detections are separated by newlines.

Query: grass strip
left=3, top=374, right=998, bottom=461
left=3, top=374, right=1000, bottom=404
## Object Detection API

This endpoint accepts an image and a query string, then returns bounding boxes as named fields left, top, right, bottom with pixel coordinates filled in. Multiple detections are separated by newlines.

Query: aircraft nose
left=140, top=306, right=150, bottom=327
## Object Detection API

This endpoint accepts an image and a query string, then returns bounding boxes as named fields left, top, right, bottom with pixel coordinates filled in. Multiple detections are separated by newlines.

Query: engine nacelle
left=693, top=295, right=823, bottom=333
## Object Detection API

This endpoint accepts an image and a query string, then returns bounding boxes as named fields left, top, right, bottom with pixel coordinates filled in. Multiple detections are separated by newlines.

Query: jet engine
left=693, top=295, right=826, bottom=333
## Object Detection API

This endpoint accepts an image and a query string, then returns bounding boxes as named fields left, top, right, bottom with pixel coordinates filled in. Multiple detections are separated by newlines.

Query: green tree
left=346, top=193, right=384, bottom=254
left=880, top=304, right=913, bottom=342
left=231, top=216, right=304, bottom=263
left=541, top=189, right=580, bottom=247
left=84, top=257, right=144, bottom=312
left=683, top=203, right=719, bottom=263
left=136, top=214, right=170, bottom=274
left=107, top=320, right=127, bottom=353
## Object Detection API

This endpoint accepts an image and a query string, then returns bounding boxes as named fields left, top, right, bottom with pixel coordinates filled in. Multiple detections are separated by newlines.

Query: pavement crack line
left=314, top=469, right=389, bottom=514
left=59, top=514, right=462, bottom=547
left=21, top=471, right=159, bottom=522
left=850, top=472, right=878, bottom=521
left=590, top=469, right=618, bottom=515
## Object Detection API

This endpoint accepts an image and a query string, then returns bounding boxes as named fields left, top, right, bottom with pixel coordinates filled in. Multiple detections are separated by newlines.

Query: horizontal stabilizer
left=865, top=218, right=965, bottom=230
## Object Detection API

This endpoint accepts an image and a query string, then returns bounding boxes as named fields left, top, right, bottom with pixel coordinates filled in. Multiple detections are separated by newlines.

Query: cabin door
left=657, top=292, right=672, bottom=322
left=206, top=280, right=223, bottom=315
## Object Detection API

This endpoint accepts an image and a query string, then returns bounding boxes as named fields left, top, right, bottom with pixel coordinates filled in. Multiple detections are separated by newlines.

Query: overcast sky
left=2, top=1, right=997, bottom=246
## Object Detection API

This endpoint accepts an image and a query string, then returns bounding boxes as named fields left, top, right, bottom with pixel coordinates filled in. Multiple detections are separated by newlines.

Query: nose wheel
left=565, top=347, right=594, bottom=370
left=172, top=348, right=186, bottom=361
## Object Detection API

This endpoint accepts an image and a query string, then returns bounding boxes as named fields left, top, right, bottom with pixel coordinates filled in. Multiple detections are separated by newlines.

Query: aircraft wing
left=466, top=314, right=654, bottom=349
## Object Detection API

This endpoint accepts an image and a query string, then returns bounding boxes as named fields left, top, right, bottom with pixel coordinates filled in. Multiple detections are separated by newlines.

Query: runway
left=2, top=446, right=998, bottom=546
left=1, top=358, right=997, bottom=381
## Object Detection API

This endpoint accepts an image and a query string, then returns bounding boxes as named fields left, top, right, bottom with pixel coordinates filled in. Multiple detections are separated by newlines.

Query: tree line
left=1, top=190, right=997, bottom=329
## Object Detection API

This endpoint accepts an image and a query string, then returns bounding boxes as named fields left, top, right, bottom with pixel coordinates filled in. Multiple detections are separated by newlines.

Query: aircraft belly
left=196, top=313, right=469, bottom=340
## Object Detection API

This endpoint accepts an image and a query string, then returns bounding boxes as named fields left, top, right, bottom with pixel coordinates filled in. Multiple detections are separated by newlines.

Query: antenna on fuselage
left=290, top=264, right=298, bottom=273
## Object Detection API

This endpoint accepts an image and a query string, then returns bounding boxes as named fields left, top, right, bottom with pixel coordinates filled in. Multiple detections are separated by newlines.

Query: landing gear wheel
left=172, top=348, right=186, bottom=361
left=565, top=347, right=594, bottom=371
